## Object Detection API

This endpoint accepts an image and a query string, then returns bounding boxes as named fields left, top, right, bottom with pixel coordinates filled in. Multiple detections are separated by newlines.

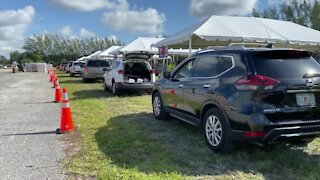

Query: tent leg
left=189, top=37, right=192, bottom=57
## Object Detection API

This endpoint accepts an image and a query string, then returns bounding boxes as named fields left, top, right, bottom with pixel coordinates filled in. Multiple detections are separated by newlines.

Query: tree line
left=252, top=0, right=320, bottom=30
left=252, top=0, right=320, bottom=59
left=7, top=34, right=122, bottom=65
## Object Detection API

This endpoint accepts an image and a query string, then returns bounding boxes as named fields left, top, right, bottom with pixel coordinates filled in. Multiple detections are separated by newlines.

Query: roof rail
left=228, top=43, right=270, bottom=48
left=196, top=43, right=276, bottom=55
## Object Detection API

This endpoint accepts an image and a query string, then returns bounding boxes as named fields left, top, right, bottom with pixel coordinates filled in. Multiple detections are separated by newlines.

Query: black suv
left=152, top=47, right=320, bottom=153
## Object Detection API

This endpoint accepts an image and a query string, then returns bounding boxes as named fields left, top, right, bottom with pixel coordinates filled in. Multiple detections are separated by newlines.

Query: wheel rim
left=205, top=115, right=223, bottom=146
left=153, top=96, right=161, bottom=116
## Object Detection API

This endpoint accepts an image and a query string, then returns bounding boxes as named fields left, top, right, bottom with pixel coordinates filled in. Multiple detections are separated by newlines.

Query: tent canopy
left=111, top=37, right=198, bottom=55
left=97, top=46, right=122, bottom=58
left=87, top=51, right=102, bottom=59
left=153, top=15, right=320, bottom=49
left=112, top=37, right=164, bottom=54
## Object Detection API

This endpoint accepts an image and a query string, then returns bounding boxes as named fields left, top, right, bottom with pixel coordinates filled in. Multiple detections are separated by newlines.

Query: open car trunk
left=123, top=61, right=151, bottom=84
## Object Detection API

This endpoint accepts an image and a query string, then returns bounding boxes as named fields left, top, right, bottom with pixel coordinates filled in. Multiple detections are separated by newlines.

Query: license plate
left=296, top=93, right=316, bottom=106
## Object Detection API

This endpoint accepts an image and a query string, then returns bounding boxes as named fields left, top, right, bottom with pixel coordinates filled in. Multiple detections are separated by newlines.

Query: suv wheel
left=152, top=92, right=169, bottom=120
left=103, top=80, right=108, bottom=91
left=70, top=73, right=74, bottom=77
left=112, top=82, right=119, bottom=95
left=203, top=108, right=233, bottom=153
left=82, top=76, right=88, bottom=83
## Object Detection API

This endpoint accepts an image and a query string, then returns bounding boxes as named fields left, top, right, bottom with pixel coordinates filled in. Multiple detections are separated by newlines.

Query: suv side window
left=112, top=61, right=120, bottom=69
left=218, top=56, right=233, bottom=74
left=191, top=56, right=233, bottom=78
left=173, top=58, right=196, bottom=80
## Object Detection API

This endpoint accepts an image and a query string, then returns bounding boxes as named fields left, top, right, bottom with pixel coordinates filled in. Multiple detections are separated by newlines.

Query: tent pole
left=189, top=36, right=192, bottom=57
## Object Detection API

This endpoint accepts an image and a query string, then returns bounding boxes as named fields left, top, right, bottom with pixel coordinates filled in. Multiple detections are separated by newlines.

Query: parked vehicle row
left=58, top=46, right=320, bottom=153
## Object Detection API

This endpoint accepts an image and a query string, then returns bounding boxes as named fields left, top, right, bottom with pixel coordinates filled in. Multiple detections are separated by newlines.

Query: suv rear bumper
left=232, top=123, right=320, bottom=144
left=84, top=73, right=104, bottom=79
left=116, top=82, right=153, bottom=90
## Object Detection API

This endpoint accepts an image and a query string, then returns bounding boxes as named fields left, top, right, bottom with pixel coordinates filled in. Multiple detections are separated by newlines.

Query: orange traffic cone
left=57, top=88, right=74, bottom=134
left=52, top=76, right=57, bottom=88
left=49, top=71, right=54, bottom=82
left=54, top=80, right=62, bottom=103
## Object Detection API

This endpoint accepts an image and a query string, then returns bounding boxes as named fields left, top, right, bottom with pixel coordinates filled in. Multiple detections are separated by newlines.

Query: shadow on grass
left=71, top=89, right=112, bottom=100
left=71, top=89, right=150, bottom=100
left=59, top=79, right=83, bottom=85
left=95, top=112, right=320, bottom=178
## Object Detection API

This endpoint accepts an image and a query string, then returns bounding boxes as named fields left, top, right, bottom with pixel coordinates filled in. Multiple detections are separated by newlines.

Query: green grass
left=57, top=73, right=320, bottom=180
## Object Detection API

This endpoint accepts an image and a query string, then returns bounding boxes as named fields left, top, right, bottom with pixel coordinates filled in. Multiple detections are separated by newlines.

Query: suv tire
left=112, top=82, right=119, bottom=95
left=82, top=76, right=89, bottom=83
left=203, top=107, right=233, bottom=153
left=103, top=80, right=108, bottom=91
left=152, top=92, right=169, bottom=120
left=70, top=73, right=74, bottom=77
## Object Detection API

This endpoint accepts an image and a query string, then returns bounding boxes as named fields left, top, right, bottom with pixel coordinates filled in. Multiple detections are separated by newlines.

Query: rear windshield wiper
left=303, top=73, right=320, bottom=78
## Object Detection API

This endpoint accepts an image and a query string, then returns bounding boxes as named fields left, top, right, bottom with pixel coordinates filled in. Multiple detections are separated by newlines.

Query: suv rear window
left=87, top=60, right=110, bottom=67
left=252, top=51, right=320, bottom=79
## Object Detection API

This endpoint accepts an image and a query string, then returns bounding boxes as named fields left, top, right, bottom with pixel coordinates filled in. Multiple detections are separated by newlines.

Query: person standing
left=12, top=61, right=18, bottom=73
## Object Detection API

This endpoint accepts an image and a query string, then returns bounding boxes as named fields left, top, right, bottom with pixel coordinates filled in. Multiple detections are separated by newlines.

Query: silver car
left=82, top=59, right=111, bottom=82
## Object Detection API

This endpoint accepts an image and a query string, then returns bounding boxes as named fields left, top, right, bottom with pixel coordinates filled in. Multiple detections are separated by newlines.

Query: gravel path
left=0, top=69, right=65, bottom=180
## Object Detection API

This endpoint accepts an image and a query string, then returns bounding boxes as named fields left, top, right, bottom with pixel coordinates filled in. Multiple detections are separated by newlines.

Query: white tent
left=77, top=56, right=88, bottom=61
left=110, top=37, right=198, bottom=55
left=97, top=46, right=122, bottom=59
left=153, top=15, right=320, bottom=51
left=111, top=37, right=165, bottom=54
left=87, top=51, right=102, bottom=59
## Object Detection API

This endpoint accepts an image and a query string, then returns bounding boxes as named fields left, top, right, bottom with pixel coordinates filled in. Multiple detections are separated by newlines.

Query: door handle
left=178, top=84, right=184, bottom=88
left=203, top=84, right=211, bottom=88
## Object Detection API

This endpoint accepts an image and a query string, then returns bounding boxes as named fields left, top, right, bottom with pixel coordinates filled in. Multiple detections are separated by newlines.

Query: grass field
left=57, top=73, right=320, bottom=180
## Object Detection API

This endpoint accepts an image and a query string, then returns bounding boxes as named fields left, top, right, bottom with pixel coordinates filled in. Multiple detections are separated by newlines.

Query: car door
left=183, top=55, right=234, bottom=119
left=162, top=58, right=196, bottom=112
left=105, top=61, right=119, bottom=86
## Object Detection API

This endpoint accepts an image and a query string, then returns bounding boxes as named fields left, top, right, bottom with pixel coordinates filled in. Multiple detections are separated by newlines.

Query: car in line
left=103, top=51, right=156, bottom=95
left=65, top=61, right=74, bottom=73
left=152, top=47, right=320, bottom=153
left=70, top=61, right=85, bottom=77
left=82, top=59, right=111, bottom=82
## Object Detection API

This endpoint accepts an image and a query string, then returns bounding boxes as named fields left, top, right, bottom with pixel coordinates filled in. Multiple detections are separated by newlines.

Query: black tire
left=203, top=108, right=233, bottom=153
left=82, top=76, right=88, bottom=83
left=112, top=82, right=119, bottom=95
left=70, top=73, right=74, bottom=77
left=152, top=92, right=169, bottom=120
left=103, top=80, right=108, bottom=91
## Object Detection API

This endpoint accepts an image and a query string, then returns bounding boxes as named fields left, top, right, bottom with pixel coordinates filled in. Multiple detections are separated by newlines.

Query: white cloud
left=102, top=7, right=165, bottom=34
left=80, top=28, right=96, bottom=38
left=48, top=0, right=128, bottom=11
left=58, top=25, right=74, bottom=37
left=189, top=0, right=258, bottom=18
left=0, top=6, right=35, bottom=57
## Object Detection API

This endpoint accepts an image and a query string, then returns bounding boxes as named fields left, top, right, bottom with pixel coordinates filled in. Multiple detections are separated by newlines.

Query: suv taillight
left=234, top=75, right=280, bottom=91
left=84, top=67, right=88, bottom=72
left=117, top=70, right=123, bottom=74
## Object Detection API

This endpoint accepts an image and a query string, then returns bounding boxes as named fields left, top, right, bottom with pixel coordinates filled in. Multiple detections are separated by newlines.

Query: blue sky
left=0, top=0, right=286, bottom=57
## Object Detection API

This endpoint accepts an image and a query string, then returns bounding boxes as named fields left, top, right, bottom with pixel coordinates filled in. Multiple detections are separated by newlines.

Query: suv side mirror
left=163, top=71, right=171, bottom=79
